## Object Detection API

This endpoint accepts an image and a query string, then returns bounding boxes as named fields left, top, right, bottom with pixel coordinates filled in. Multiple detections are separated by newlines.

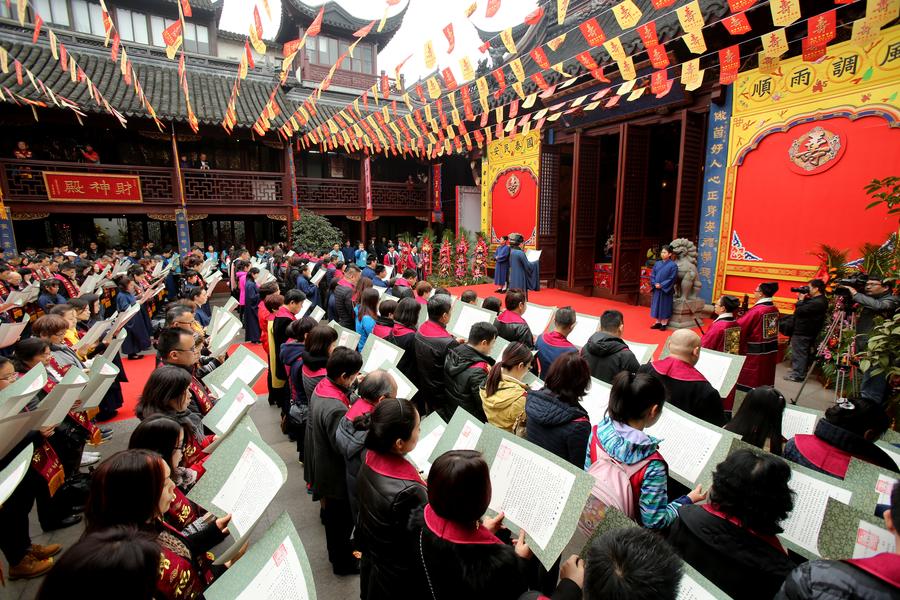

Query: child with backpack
left=584, top=371, right=706, bottom=529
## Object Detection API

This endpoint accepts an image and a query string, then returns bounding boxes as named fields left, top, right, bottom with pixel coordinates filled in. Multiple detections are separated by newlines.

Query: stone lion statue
left=670, top=238, right=702, bottom=301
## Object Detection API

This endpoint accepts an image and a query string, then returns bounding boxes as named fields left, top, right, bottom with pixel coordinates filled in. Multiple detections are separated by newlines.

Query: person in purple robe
left=493, top=236, right=510, bottom=293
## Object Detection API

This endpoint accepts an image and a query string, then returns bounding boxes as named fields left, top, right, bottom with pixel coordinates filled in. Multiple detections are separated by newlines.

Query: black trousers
left=0, top=469, right=41, bottom=565
left=322, top=496, right=355, bottom=570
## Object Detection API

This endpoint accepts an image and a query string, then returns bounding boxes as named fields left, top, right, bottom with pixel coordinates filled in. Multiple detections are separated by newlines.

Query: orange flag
left=443, top=23, right=455, bottom=52
left=486, top=0, right=501, bottom=18
left=307, top=7, right=324, bottom=36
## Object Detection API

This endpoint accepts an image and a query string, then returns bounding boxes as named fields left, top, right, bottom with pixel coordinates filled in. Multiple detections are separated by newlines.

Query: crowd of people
left=0, top=237, right=898, bottom=600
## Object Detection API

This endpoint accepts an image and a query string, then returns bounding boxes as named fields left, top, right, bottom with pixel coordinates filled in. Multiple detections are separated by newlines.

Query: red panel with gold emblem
left=42, top=172, right=143, bottom=203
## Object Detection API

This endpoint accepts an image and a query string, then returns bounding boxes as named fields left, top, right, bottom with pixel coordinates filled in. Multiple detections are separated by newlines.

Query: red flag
left=648, top=45, right=669, bottom=69
left=15, top=60, right=23, bottom=85
left=722, top=13, right=751, bottom=35
left=637, top=21, right=658, bottom=48
left=486, top=0, right=500, bottom=18
left=163, top=20, right=183, bottom=48
left=245, top=41, right=255, bottom=69
left=283, top=38, right=302, bottom=56
left=354, top=20, right=375, bottom=37
left=718, top=44, right=740, bottom=84
left=589, top=67, right=610, bottom=82
left=650, top=70, right=668, bottom=94
left=307, top=7, right=324, bottom=37
left=111, top=33, right=121, bottom=61
left=579, top=18, right=607, bottom=47
left=530, top=72, right=549, bottom=90
left=576, top=52, right=598, bottom=70
left=651, top=0, right=676, bottom=7
left=461, top=86, right=475, bottom=120
left=178, top=53, right=186, bottom=80
left=491, top=67, right=506, bottom=98
left=443, top=23, right=455, bottom=53
left=441, top=67, right=458, bottom=90
left=530, top=47, right=550, bottom=69
left=478, top=40, right=491, bottom=54
left=381, top=73, right=390, bottom=98
left=524, top=7, right=544, bottom=25
left=802, top=37, right=826, bottom=62
left=32, top=14, right=43, bottom=43
left=727, top=0, right=757, bottom=11
left=253, top=6, right=263, bottom=38
left=415, top=83, right=426, bottom=103
left=60, top=44, right=68, bottom=70
left=807, top=10, right=836, bottom=47
left=180, top=0, right=192, bottom=18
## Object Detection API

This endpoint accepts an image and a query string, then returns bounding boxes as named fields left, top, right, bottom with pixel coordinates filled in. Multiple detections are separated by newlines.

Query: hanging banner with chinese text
left=432, top=163, right=443, bottom=223
left=697, top=87, right=731, bottom=304
left=175, top=208, right=191, bottom=255
left=42, top=172, right=142, bottom=203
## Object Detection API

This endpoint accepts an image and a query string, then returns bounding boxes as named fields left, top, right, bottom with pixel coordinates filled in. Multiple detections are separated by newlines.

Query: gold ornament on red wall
left=505, top=173, right=521, bottom=197
left=787, top=126, right=844, bottom=175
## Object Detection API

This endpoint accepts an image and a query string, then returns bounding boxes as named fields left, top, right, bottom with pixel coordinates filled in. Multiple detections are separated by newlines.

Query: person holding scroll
left=582, top=310, right=641, bottom=385
left=445, top=322, right=498, bottom=423
left=535, top=307, right=578, bottom=375
left=271, top=290, right=306, bottom=412
left=776, top=482, right=900, bottom=599
left=639, top=330, right=725, bottom=427
left=411, top=450, right=536, bottom=599
left=355, top=397, right=427, bottom=600
left=669, top=449, right=798, bottom=600
left=494, top=236, right=510, bottom=293
left=305, top=347, right=363, bottom=576
left=157, top=329, right=216, bottom=418
left=496, top=289, right=535, bottom=350
left=242, top=268, right=262, bottom=344
left=507, top=234, right=538, bottom=298
left=413, top=295, right=460, bottom=419
left=389, top=298, right=420, bottom=395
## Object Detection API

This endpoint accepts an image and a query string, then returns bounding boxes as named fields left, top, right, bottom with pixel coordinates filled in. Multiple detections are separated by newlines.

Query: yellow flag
left=548, top=33, right=566, bottom=51
left=512, top=82, right=525, bottom=99
left=378, top=6, right=389, bottom=32
left=451, top=108, right=460, bottom=126
left=424, top=104, right=433, bottom=122
left=618, top=56, right=636, bottom=80
left=460, top=56, right=475, bottom=81
left=867, top=0, right=900, bottom=27
left=770, top=0, right=800, bottom=27
left=557, top=0, right=569, bottom=25
left=382, top=105, right=390, bottom=123
left=501, top=28, right=517, bottom=55
left=761, top=28, right=788, bottom=57
left=612, top=0, right=643, bottom=30
left=676, top=0, right=704, bottom=33
left=604, top=37, right=625, bottom=62
left=681, top=58, right=703, bottom=91
left=522, top=92, right=537, bottom=109
left=423, top=40, right=436, bottom=70
left=758, top=52, right=780, bottom=75
left=49, top=30, right=59, bottom=60
left=510, top=58, right=525, bottom=82
left=402, top=92, right=413, bottom=111
left=627, top=87, right=645, bottom=102
left=616, top=81, right=634, bottom=96
left=683, top=31, right=706, bottom=54
left=851, top=18, right=882, bottom=48
left=0, top=47, right=7, bottom=73
left=551, top=62, right=571, bottom=77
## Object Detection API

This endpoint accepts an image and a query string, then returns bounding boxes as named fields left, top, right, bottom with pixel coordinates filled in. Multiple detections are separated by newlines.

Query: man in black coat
left=784, top=278, right=828, bottom=382
left=444, top=322, right=497, bottom=422
left=340, top=240, right=356, bottom=265
left=639, top=330, right=725, bottom=426
left=333, top=264, right=360, bottom=330
left=414, top=295, right=460, bottom=417
left=582, top=310, right=641, bottom=384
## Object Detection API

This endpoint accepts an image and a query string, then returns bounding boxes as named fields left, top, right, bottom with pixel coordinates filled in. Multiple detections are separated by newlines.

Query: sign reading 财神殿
left=42, top=172, right=143, bottom=203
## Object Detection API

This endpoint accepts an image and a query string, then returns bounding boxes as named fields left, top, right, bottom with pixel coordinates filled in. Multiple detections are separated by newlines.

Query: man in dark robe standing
left=507, top=233, right=539, bottom=298
left=494, top=236, right=510, bottom=293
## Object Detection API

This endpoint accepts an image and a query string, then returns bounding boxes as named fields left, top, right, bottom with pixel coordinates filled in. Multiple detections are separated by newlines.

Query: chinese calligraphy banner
left=42, top=172, right=142, bottom=203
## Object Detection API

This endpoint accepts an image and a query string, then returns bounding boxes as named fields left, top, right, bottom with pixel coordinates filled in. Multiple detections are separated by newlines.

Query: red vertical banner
left=432, top=163, right=443, bottom=223
left=363, top=155, right=373, bottom=221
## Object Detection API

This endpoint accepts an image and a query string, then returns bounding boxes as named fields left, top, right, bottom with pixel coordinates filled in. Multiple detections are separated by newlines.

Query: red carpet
left=111, top=286, right=706, bottom=423
left=112, top=341, right=270, bottom=424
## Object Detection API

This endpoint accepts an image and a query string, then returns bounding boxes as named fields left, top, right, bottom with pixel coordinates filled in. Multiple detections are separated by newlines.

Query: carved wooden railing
left=182, top=168, right=283, bottom=206
left=296, top=177, right=360, bottom=210
left=371, top=181, right=427, bottom=209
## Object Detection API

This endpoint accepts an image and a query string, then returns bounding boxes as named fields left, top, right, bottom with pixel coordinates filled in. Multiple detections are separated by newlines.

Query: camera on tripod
left=790, top=286, right=810, bottom=294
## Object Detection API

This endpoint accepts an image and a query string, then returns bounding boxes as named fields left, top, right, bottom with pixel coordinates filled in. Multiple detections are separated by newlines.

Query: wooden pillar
left=566, top=130, right=582, bottom=289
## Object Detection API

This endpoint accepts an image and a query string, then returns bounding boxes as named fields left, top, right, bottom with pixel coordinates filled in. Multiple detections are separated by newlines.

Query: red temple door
left=673, top=110, right=707, bottom=241
left=613, top=123, right=650, bottom=299
left=538, top=146, right=560, bottom=286
left=567, top=131, right=600, bottom=291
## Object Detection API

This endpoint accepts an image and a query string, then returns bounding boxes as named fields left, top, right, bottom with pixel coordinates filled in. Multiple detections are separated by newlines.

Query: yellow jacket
left=479, top=374, right=528, bottom=433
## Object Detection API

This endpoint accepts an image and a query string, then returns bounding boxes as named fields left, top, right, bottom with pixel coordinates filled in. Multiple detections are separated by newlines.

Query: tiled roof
left=0, top=37, right=295, bottom=129
left=281, top=0, right=408, bottom=44
left=161, top=0, right=221, bottom=13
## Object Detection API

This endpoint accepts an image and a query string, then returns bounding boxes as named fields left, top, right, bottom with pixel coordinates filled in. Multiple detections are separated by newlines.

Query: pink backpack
left=586, top=428, right=664, bottom=522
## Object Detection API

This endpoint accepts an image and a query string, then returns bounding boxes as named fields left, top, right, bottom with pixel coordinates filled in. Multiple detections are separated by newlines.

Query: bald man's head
left=357, top=369, right=398, bottom=401
left=668, top=329, right=702, bottom=366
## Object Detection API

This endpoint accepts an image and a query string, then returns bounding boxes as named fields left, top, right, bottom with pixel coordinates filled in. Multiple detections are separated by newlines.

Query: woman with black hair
left=115, top=275, right=152, bottom=360
left=84, top=450, right=235, bottom=600
left=67, top=294, right=101, bottom=334
left=725, top=386, right=786, bottom=455
left=389, top=297, right=419, bottom=380
left=480, top=342, right=532, bottom=431
left=36, top=526, right=159, bottom=599
left=355, top=288, right=379, bottom=352
left=355, top=397, right=426, bottom=600
left=242, top=267, right=261, bottom=343
left=495, top=289, right=534, bottom=349
left=525, top=352, right=592, bottom=467
left=669, top=449, right=798, bottom=600
left=411, top=450, right=535, bottom=599
left=37, top=279, right=65, bottom=311
left=300, top=324, right=338, bottom=403
left=136, top=365, right=214, bottom=478
left=783, top=396, right=898, bottom=478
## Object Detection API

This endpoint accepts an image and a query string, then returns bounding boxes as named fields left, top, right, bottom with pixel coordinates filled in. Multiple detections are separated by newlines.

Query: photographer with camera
left=784, top=279, right=828, bottom=382
left=837, top=273, right=900, bottom=404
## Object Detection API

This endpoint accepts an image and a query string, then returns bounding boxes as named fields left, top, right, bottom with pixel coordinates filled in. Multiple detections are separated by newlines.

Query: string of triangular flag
left=0, top=44, right=89, bottom=123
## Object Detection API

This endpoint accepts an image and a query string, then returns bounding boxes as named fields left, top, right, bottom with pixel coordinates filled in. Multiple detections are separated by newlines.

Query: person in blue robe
left=494, top=236, right=510, bottom=292
left=115, top=276, right=152, bottom=360
left=650, top=244, right=678, bottom=331
left=507, top=233, right=539, bottom=298
left=296, top=263, right=320, bottom=309
left=243, top=268, right=262, bottom=343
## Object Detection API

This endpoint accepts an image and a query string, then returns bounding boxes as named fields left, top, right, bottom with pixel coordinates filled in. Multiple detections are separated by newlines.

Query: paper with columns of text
left=203, top=346, right=267, bottom=398
left=521, top=303, right=556, bottom=338
left=360, top=335, right=404, bottom=374
left=205, top=512, right=316, bottom=600
left=377, top=362, right=418, bottom=401
left=188, top=426, right=287, bottom=563
left=580, top=378, right=612, bottom=426
left=476, top=424, right=594, bottom=569
left=447, top=301, right=496, bottom=341
left=328, top=321, right=361, bottom=352
left=0, top=363, right=47, bottom=419
left=781, top=404, right=822, bottom=440
left=202, top=384, right=258, bottom=437
left=566, top=313, right=601, bottom=349
left=817, top=497, right=896, bottom=560
left=405, top=412, right=446, bottom=478
left=780, top=464, right=853, bottom=558
left=428, top=407, right=485, bottom=463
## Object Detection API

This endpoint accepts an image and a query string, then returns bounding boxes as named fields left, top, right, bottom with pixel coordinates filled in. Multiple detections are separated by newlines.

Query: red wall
left=724, top=116, right=898, bottom=295
left=490, top=167, right=538, bottom=245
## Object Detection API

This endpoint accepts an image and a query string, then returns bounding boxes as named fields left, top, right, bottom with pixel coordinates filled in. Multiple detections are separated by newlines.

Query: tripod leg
left=790, top=357, right=820, bottom=405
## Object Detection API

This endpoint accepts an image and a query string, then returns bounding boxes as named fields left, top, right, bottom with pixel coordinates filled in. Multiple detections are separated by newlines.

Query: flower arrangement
left=438, top=230, right=453, bottom=278
left=455, top=229, right=471, bottom=280
left=421, top=228, right=434, bottom=277
left=472, top=232, right=489, bottom=279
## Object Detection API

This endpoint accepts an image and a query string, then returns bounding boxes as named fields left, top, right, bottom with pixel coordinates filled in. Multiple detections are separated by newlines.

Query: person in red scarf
left=668, top=449, right=798, bottom=600
left=736, top=281, right=781, bottom=392
left=495, top=289, right=535, bottom=349
left=535, top=306, right=577, bottom=375
left=777, top=482, right=900, bottom=599
left=410, top=450, right=537, bottom=599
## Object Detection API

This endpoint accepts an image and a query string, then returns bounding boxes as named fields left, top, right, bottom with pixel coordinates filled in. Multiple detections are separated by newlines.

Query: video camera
left=837, top=274, right=868, bottom=292
left=790, top=286, right=810, bottom=295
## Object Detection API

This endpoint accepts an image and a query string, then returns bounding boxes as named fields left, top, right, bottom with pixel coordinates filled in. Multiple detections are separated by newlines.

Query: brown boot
left=29, top=543, right=63, bottom=560
left=9, top=555, right=54, bottom=579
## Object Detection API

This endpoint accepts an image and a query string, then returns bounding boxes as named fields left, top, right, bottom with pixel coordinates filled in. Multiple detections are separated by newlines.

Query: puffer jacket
left=775, top=555, right=900, bottom=600
left=585, top=417, right=691, bottom=529
left=524, top=388, right=590, bottom=467
left=279, top=340, right=305, bottom=404
left=495, top=310, right=534, bottom=348
left=414, top=320, right=459, bottom=419
left=581, top=331, right=641, bottom=383
left=333, top=280, right=355, bottom=329
left=444, top=344, right=494, bottom=422
left=783, top=419, right=899, bottom=479
left=480, top=375, right=528, bottom=432
left=300, top=351, right=329, bottom=404
left=335, top=398, right=375, bottom=522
